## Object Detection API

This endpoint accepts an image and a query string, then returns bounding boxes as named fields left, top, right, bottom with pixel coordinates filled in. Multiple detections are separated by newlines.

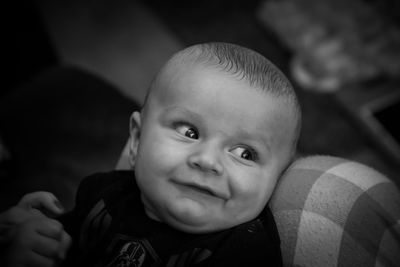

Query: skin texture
left=129, top=62, right=297, bottom=233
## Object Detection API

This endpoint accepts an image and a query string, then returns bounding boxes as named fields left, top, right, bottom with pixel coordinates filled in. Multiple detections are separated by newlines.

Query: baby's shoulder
left=76, top=170, right=137, bottom=209
left=80, top=170, right=134, bottom=192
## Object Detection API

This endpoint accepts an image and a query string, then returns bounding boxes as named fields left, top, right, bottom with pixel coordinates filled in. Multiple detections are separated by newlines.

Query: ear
left=129, top=111, right=142, bottom=167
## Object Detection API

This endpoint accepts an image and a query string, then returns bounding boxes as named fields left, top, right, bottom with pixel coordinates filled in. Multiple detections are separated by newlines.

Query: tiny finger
left=31, top=234, right=61, bottom=258
left=58, top=231, right=72, bottom=260
left=26, top=249, right=55, bottom=267
left=32, top=218, right=64, bottom=240
left=18, top=192, right=64, bottom=217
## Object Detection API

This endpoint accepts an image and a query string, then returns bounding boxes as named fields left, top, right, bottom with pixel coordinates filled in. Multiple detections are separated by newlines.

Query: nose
left=188, top=143, right=224, bottom=176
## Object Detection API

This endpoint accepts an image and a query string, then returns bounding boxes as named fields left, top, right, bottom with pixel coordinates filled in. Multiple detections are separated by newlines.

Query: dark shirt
left=61, top=171, right=282, bottom=267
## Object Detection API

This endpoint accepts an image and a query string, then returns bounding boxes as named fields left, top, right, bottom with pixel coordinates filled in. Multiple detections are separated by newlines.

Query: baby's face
left=131, top=63, right=296, bottom=233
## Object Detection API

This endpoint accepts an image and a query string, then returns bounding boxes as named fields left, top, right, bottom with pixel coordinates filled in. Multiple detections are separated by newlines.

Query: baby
left=2, top=42, right=301, bottom=266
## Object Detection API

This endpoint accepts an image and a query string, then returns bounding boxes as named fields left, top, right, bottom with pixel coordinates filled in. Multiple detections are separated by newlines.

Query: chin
left=161, top=206, right=220, bottom=234
left=164, top=209, right=238, bottom=234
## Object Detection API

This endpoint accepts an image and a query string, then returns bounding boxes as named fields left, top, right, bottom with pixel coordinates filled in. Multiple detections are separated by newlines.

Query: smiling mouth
left=187, top=185, right=216, bottom=196
left=173, top=182, right=218, bottom=198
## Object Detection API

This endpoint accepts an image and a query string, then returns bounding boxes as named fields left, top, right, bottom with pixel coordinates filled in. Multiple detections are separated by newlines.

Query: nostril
left=193, top=162, right=201, bottom=169
left=211, top=168, right=219, bottom=175
left=190, top=160, right=205, bottom=171
left=212, top=163, right=224, bottom=176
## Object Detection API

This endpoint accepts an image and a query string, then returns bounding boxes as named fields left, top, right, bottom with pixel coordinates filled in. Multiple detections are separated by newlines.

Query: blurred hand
left=0, top=192, right=65, bottom=244
left=0, top=192, right=71, bottom=267
left=3, top=212, right=71, bottom=267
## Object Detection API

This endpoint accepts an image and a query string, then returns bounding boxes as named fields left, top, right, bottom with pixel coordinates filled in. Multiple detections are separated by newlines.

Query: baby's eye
left=176, top=124, right=199, bottom=139
left=231, top=146, right=258, bottom=162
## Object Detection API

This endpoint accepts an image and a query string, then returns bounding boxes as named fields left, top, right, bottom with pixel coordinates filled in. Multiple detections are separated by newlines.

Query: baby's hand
left=0, top=192, right=65, bottom=243
left=0, top=192, right=71, bottom=266
left=4, top=212, right=71, bottom=267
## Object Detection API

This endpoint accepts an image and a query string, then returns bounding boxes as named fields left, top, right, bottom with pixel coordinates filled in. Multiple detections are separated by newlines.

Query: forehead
left=149, top=62, right=296, bottom=148
left=153, top=62, right=263, bottom=110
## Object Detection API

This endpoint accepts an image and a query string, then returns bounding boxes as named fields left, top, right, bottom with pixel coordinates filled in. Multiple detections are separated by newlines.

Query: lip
left=172, top=180, right=229, bottom=201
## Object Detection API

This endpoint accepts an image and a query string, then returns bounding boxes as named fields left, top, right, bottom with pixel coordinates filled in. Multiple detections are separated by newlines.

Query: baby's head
left=129, top=42, right=301, bottom=233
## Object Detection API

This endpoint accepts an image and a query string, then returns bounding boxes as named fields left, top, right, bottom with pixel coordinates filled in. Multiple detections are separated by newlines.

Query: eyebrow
left=165, top=106, right=198, bottom=116
left=163, top=106, right=203, bottom=124
left=235, top=127, right=271, bottom=152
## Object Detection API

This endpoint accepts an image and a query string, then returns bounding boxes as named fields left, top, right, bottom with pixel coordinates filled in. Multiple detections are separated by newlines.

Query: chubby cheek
left=136, top=130, right=184, bottom=179
left=228, top=170, right=274, bottom=214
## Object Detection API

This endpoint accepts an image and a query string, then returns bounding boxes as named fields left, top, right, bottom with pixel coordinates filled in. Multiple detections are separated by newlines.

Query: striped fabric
left=116, top=143, right=400, bottom=267
left=270, top=156, right=400, bottom=267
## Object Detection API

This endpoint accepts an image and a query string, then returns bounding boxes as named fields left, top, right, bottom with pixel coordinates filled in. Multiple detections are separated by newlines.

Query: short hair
left=182, top=43, right=292, bottom=95
left=144, top=42, right=302, bottom=155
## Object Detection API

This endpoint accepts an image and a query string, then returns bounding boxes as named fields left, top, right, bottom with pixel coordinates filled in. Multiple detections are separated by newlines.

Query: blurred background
left=1, top=0, right=399, bottom=211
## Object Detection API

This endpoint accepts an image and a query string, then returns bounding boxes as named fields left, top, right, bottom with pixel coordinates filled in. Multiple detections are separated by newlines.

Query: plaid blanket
left=270, top=155, right=400, bottom=267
